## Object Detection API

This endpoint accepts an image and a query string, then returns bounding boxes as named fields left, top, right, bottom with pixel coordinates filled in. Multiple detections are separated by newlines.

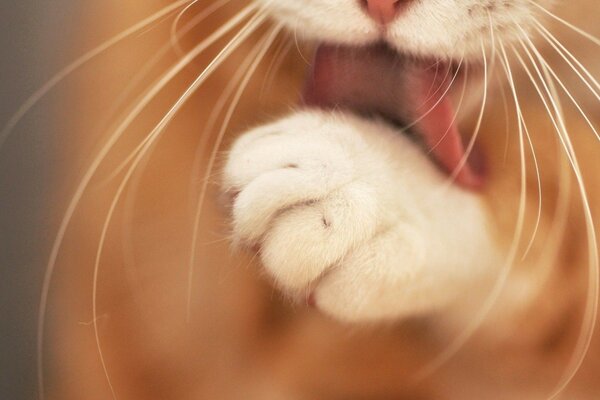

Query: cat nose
left=362, top=0, right=401, bottom=25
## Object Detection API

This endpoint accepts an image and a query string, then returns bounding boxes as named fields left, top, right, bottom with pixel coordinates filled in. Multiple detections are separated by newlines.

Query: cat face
left=257, top=0, right=553, bottom=60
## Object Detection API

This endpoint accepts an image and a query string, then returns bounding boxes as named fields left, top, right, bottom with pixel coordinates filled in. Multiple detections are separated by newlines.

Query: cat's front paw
left=223, top=112, right=382, bottom=294
left=223, top=110, right=496, bottom=322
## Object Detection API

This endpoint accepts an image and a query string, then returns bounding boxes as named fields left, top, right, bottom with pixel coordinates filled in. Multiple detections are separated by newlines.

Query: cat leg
left=222, top=110, right=501, bottom=322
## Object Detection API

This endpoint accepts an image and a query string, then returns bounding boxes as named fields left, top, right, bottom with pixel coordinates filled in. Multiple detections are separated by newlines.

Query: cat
left=223, top=0, right=599, bottom=335
left=46, top=0, right=600, bottom=399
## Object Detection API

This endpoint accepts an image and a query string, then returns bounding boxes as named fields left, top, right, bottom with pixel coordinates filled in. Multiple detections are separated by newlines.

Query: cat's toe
left=312, top=225, right=428, bottom=322
left=258, top=183, right=378, bottom=291
left=229, top=169, right=379, bottom=292
left=231, top=164, right=342, bottom=244
left=223, top=111, right=383, bottom=292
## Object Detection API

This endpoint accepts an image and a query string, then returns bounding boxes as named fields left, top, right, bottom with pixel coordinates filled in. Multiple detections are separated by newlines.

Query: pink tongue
left=302, top=44, right=483, bottom=189
left=415, top=70, right=483, bottom=187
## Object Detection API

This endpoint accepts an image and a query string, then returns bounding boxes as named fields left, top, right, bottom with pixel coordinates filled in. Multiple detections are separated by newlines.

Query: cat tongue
left=302, top=44, right=483, bottom=188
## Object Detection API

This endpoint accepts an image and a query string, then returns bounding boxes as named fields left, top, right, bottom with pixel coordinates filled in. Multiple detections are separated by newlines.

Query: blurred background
left=1, top=2, right=80, bottom=399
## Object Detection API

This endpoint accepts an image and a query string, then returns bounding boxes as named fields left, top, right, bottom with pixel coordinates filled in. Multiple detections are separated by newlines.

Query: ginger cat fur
left=46, top=0, right=600, bottom=399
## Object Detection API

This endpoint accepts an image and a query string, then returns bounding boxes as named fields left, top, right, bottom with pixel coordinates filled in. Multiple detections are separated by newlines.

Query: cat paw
left=223, top=112, right=382, bottom=291
left=222, top=110, right=494, bottom=322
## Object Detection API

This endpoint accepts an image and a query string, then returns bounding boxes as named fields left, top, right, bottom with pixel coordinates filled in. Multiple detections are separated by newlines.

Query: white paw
left=223, top=110, right=497, bottom=322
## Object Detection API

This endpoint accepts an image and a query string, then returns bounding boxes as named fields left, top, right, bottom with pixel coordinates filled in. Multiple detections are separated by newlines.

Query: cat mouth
left=302, top=43, right=484, bottom=189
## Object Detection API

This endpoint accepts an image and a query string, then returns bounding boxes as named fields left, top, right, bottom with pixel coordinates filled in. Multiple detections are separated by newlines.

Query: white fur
left=223, top=111, right=502, bottom=322
left=221, top=0, right=558, bottom=322
left=257, top=0, right=551, bottom=59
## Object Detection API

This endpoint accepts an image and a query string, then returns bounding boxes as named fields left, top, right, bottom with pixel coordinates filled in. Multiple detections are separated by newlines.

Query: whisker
left=418, top=38, right=531, bottom=381
left=537, top=151, right=572, bottom=293
left=186, top=23, right=284, bottom=322
left=535, top=21, right=600, bottom=101
left=529, top=27, right=600, bottom=142
left=519, top=121, right=543, bottom=261
left=119, top=150, right=152, bottom=310
left=494, top=73, right=512, bottom=164
left=259, top=36, right=293, bottom=99
left=423, top=60, right=442, bottom=100
left=89, top=10, right=270, bottom=398
left=527, top=0, right=600, bottom=47
left=427, top=65, right=469, bottom=153
left=514, top=34, right=599, bottom=399
left=79, top=3, right=261, bottom=191
left=422, top=60, right=453, bottom=105
left=0, top=0, right=194, bottom=151
left=430, top=37, right=530, bottom=376
left=36, top=4, right=260, bottom=399
left=170, top=0, right=233, bottom=58
left=444, top=40, right=489, bottom=186
left=97, top=1, right=238, bottom=188
left=293, top=26, right=311, bottom=66
left=187, top=35, right=288, bottom=209
left=402, top=56, right=464, bottom=132
left=502, top=36, right=546, bottom=261
left=494, top=39, right=530, bottom=347
left=170, top=0, right=200, bottom=56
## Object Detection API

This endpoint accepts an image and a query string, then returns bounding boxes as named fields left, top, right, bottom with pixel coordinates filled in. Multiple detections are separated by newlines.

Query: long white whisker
left=535, top=152, right=573, bottom=311
left=170, top=0, right=233, bottom=58
left=520, top=121, right=543, bottom=261
left=417, top=20, right=529, bottom=377
left=515, top=33, right=599, bottom=400
left=259, top=36, right=293, bottom=99
left=527, top=0, right=600, bottom=47
left=442, top=10, right=496, bottom=187
left=36, top=4, right=259, bottom=399
left=507, top=46, right=543, bottom=260
left=187, top=36, right=287, bottom=209
left=403, top=56, right=464, bottom=131
left=422, top=39, right=528, bottom=376
left=427, top=65, right=469, bottom=153
left=495, top=73, right=512, bottom=164
left=0, top=0, right=193, bottom=151
left=422, top=61, right=453, bottom=105
left=119, top=149, right=153, bottom=311
left=524, top=26, right=600, bottom=142
left=535, top=21, right=600, bottom=102
left=170, top=0, right=200, bottom=55
left=186, top=23, right=284, bottom=321
left=444, top=41, right=488, bottom=187
left=90, top=10, right=269, bottom=399
left=96, top=0, right=238, bottom=188
left=502, top=46, right=543, bottom=261
left=423, top=61, right=442, bottom=100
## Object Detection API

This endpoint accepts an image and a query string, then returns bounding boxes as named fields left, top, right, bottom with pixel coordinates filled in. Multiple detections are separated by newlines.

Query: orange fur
left=47, top=1, right=599, bottom=398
